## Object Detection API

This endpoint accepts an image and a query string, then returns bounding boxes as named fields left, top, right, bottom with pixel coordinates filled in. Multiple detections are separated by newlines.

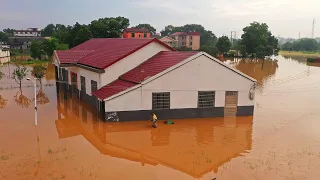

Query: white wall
left=100, top=42, right=171, bottom=86
left=66, top=67, right=101, bottom=95
left=105, top=55, right=255, bottom=112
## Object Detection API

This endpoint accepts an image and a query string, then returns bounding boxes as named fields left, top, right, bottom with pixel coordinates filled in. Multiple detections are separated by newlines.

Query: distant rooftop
left=124, top=28, right=150, bottom=33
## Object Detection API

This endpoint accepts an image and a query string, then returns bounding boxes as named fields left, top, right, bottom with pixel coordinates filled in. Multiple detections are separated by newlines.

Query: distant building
left=159, top=36, right=178, bottom=48
left=13, top=28, right=42, bottom=37
left=168, top=32, right=201, bottom=50
left=8, top=37, right=46, bottom=51
left=122, top=28, right=151, bottom=38
left=0, top=46, right=10, bottom=64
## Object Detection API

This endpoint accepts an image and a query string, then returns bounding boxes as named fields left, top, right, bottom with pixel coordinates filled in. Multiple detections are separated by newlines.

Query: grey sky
left=1, top=0, right=320, bottom=38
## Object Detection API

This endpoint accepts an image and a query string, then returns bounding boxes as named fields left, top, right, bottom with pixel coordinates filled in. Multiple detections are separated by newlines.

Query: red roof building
left=122, top=28, right=151, bottom=39
left=53, top=37, right=256, bottom=122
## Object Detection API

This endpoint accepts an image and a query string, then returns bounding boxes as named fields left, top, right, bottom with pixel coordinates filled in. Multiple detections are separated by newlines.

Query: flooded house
left=0, top=46, right=10, bottom=64
left=53, top=38, right=257, bottom=122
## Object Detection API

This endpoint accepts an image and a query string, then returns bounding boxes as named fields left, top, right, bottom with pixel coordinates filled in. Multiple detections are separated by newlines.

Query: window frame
left=91, top=80, right=98, bottom=93
left=198, top=91, right=215, bottom=108
left=152, top=92, right=170, bottom=110
left=131, top=32, right=135, bottom=38
left=80, top=76, right=86, bottom=93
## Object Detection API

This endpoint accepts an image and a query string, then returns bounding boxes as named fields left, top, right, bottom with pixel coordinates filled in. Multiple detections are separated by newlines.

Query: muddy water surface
left=1, top=56, right=320, bottom=180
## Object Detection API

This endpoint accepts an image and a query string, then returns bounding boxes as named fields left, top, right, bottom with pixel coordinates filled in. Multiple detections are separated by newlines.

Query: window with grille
left=63, top=69, right=68, bottom=82
left=144, top=33, right=148, bottom=38
left=198, top=91, right=215, bottom=108
left=226, top=91, right=237, bottom=96
left=80, top=76, right=86, bottom=93
left=152, top=92, right=170, bottom=110
left=131, top=33, right=135, bottom=38
left=91, top=80, right=98, bottom=93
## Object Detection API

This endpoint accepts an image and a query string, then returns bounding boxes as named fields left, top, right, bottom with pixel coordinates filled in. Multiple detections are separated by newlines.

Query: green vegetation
left=0, top=71, right=4, bottom=80
left=11, top=59, right=50, bottom=65
left=134, top=24, right=156, bottom=35
left=31, top=37, right=69, bottom=59
left=281, top=38, right=320, bottom=52
left=238, top=22, right=279, bottom=58
left=279, top=51, right=320, bottom=57
left=31, top=65, right=47, bottom=84
left=216, top=36, right=231, bottom=55
left=12, top=66, right=28, bottom=89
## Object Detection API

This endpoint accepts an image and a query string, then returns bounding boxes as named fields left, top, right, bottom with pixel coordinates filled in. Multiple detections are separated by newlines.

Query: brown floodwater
left=1, top=56, right=320, bottom=179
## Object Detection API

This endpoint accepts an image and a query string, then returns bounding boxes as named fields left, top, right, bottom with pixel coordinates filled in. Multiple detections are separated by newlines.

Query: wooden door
left=225, top=91, right=238, bottom=116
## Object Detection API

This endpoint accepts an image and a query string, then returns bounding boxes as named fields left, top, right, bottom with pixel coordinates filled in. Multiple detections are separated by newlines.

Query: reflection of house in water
left=55, top=93, right=253, bottom=178
left=233, top=59, right=278, bottom=84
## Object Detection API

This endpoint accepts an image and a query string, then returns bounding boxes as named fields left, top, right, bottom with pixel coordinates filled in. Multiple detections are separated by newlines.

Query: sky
left=1, top=0, right=320, bottom=38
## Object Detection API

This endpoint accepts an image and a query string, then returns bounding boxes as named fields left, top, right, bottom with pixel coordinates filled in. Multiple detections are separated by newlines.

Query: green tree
left=0, top=32, right=9, bottom=42
left=73, top=26, right=92, bottom=47
left=200, top=44, right=218, bottom=57
left=216, top=36, right=231, bottom=54
left=3, top=28, right=14, bottom=36
left=42, top=24, right=55, bottom=37
left=134, top=24, right=156, bottom=35
left=12, top=66, right=28, bottom=89
left=30, top=41, right=43, bottom=59
left=281, top=42, right=293, bottom=51
left=240, top=22, right=279, bottom=58
left=31, top=65, right=47, bottom=85
left=89, top=17, right=129, bottom=38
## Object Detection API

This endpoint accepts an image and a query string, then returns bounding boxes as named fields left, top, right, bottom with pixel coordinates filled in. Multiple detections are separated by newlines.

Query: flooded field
left=1, top=56, right=320, bottom=179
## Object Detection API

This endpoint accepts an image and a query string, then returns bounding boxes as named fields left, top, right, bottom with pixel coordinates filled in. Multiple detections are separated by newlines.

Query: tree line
left=281, top=38, right=320, bottom=52
left=1, top=17, right=279, bottom=59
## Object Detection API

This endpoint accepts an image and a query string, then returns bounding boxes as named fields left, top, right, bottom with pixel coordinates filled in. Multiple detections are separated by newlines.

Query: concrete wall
left=191, top=35, right=200, bottom=50
left=100, top=42, right=172, bottom=86
left=105, top=55, right=255, bottom=112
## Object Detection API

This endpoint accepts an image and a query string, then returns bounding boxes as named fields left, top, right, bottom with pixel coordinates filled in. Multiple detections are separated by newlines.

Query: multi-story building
left=169, top=32, right=200, bottom=50
left=13, top=28, right=42, bottom=37
left=122, top=28, right=151, bottom=39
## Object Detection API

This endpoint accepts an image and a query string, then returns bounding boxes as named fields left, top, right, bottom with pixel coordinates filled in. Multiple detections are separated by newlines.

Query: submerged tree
left=0, top=96, right=7, bottom=109
left=31, top=65, right=47, bottom=85
left=12, top=66, right=28, bottom=89
left=0, top=71, right=4, bottom=80
left=240, top=22, right=279, bottom=58
left=36, top=88, right=49, bottom=105
left=14, top=90, right=32, bottom=108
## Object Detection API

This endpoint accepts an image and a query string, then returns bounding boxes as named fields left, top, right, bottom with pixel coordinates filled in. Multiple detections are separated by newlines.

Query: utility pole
left=312, top=19, right=315, bottom=39
left=27, top=78, right=38, bottom=126
left=230, top=31, right=236, bottom=45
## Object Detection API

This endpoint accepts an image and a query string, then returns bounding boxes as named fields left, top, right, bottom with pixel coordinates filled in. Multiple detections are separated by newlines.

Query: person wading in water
left=151, top=112, right=158, bottom=128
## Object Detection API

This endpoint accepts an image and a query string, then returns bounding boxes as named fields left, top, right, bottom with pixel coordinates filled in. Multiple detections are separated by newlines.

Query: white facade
left=14, top=29, right=41, bottom=37
left=104, top=54, right=256, bottom=112
left=0, top=49, right=10, bottom=64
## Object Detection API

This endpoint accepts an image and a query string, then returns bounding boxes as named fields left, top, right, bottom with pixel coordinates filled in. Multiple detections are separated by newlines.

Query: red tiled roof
left=124, top=28, right=150, bottom=33
left=120, top=51, right=198, bottom=83
left=56, top=38, right=175, bottom=69
left=170, top=32, right=200, bottom=36
left=92, top=79, right=137, bottom=100
left=55, top=50, right=92, bottom=64
left=93, top=51, right=199, bottom=100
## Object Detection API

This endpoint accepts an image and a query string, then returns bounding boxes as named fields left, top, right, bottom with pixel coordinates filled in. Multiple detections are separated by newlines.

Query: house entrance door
left=224, top=91, right=238, bottom=116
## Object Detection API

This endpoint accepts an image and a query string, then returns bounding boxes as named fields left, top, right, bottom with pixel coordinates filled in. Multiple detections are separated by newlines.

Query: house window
left=152, top=92, right=170, bottom=110
left=91, top=80, right=98, bottom=93
left=190, top=36, right=193, bottom=40
left=190, top=41, right=193, bottom=46
left=144, top=33, right=148, bottom=38
left=131, top=33, right=135, bottom=38
left=198, top=91, right=215, bottom=108
left=138, top=34, right=141, bottom=38
left=80, top=76, right=86, bottom=93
